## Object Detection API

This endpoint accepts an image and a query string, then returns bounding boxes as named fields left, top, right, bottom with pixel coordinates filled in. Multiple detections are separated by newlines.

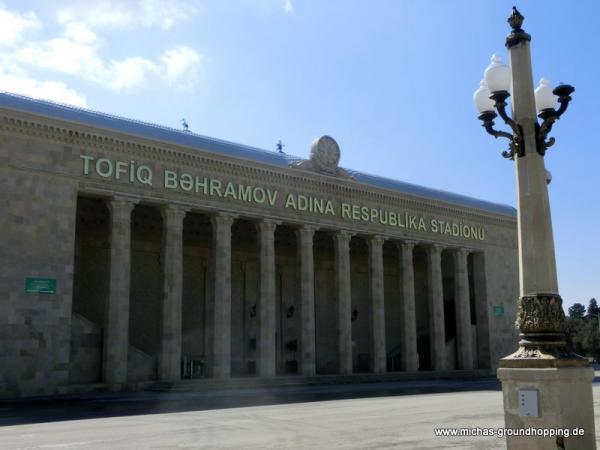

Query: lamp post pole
left=503, top=10, right=569, bottom=364
left=474, top=7, right=596, bottom=450
left=509, top=15, right=559, bottom=310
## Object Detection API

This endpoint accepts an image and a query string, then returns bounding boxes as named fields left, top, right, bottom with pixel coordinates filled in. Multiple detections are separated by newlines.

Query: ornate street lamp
left=474, top=7, right=595, bottom=450
left=474, top=59, right=575, bottom=160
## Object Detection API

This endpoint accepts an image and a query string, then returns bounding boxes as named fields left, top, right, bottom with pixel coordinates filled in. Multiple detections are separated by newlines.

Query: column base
left=500, top=333, right=589, bottom=369
left=497, top=365, right=596, bottom=450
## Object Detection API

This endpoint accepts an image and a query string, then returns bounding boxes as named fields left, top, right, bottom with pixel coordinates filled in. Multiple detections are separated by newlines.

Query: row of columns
left=102, top=196, right=475, bottom=386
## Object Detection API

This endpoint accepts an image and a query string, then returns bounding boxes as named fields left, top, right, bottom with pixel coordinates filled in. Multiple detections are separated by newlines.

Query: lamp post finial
left=505, top=6, right=531, bottom=48
left=508, top=6, right=525, bottom=32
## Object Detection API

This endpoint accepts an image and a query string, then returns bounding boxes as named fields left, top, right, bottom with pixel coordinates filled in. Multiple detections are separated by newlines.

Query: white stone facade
left=0, top=94, right=519, bottom=398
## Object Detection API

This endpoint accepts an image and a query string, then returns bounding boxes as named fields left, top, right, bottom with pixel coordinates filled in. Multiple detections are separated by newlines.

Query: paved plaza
left=1, top=378, right=599, bottom=449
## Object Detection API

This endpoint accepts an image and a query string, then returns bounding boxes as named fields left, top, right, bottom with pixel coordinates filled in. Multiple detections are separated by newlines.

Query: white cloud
left=0, top=2, right=202, bottom=106
left=0, top=4, right=86, bottom=106
left=161, top=46, right=201, bottom=88
left=14, top=17, right=200, bottom=93
left=63, top=21, right=97, bottom=44
left=0, top=66, right=87, bottom=107
left=109, top=57, right=158, bottom=90
left=18, top=31, right=103, bottom=78
left=283, top=0, right=294, bottom=14
left=16, top=23, right=155, bottom=91
left=0, top=3, right=40, bottom=45
left=57, top=0, right=199, bottom=31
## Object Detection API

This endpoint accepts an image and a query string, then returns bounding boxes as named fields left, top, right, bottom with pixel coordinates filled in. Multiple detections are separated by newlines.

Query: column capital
left=160, top=204, right=190, bottom=222
left=396, top=239, right=417, bottom=251
left=211, top=211, right=237, bottom=228
left=296, top=225, right=317, bottom=245
left=367, top=235, right=385, bottom=248
left=108, top=196, right=138, bottom=214
left=427, top=243, right=444, bottom=255
left=296, top=223, right=318, bottom=234
left=452, top=247, right=471, bottom=258
left=255, top=218, right=280, bottom=234
left=333, top=229, right=354, bottom=245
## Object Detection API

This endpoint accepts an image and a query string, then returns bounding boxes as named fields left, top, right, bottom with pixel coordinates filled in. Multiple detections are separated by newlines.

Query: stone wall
left=482, top=245, right=520, bottom=368
left=0, top=135, right=78, bottom=398
left=0, top=106, right=519, bottom=398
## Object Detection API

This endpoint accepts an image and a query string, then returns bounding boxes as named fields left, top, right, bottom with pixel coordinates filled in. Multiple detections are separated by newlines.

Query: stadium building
left=0, top=93, right=518, bottom=398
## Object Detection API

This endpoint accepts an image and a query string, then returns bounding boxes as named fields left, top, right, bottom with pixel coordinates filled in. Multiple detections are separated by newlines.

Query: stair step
left=147, top=370, right=488, bottom=393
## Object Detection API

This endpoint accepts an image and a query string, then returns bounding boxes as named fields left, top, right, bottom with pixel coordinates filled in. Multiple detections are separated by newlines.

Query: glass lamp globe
left=473, top=80, right=495, bottom=113
left=484, top=54, right=511, bottom=93
left=534, top=78, right=558, bottom=112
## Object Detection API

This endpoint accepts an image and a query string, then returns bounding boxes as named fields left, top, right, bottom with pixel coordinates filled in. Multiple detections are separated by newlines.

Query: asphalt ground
left=0, top=375, right=598, bottom=449
left=0, top=376, right=500, bottom=426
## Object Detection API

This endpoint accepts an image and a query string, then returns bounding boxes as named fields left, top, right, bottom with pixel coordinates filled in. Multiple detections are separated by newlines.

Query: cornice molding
left=0, top=110, right=516, bottom=227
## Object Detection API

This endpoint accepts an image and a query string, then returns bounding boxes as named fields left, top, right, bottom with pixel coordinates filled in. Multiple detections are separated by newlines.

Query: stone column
left=472, top=252, right=491, bottom=370
left=334, top=230, right=353, bottom=375
left=158, top=205, right=188, bottom=382
left=453, top=248, right=474, bottom=371
left=426, top=244, right=445, bottom=371
left=296, top=225, right=317, bottom=376
left=211, top=212, right=236, bottom=379
left=398, top=240, right=418, bottom=372
left=368, top=236, right=386, bottom=374
left=103, top=196, right=136, bottom=387
left=256, top=219, right=278, bottom=377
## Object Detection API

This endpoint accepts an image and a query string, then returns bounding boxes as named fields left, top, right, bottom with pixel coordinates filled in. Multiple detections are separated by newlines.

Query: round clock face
left=310, top=135, right=340, bottom=171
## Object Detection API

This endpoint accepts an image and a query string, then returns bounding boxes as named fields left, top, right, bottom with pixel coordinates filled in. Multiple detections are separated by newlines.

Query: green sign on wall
left=493, top=305, right=505, bottom=317
left=25, top=277, right=57, bottom=294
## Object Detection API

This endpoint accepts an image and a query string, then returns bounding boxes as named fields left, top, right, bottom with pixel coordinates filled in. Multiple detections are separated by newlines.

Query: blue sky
left=1, top=1, right=598, bottom=308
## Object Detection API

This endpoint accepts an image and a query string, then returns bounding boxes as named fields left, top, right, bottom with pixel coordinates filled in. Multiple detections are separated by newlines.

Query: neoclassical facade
left=0, top=93, right=519, bottom=398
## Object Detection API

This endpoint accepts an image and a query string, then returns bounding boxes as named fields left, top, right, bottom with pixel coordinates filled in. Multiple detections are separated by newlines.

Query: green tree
left=565, top=316, right=585, bottom=355
left=587, top=298, right=599, bottom=318
left=565, top=301, right=600, bottom=361
left=581, top=319, right=600, bottom=362
left=568, top=303, right=586, bottom=319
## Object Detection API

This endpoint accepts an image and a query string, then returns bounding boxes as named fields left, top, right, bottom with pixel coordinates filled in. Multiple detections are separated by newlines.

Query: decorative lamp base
left=498, top=292, right=596, bottom=449
left=500, top=293, right=589, bottom=369
left=498, top=366, right=596, bottom=449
